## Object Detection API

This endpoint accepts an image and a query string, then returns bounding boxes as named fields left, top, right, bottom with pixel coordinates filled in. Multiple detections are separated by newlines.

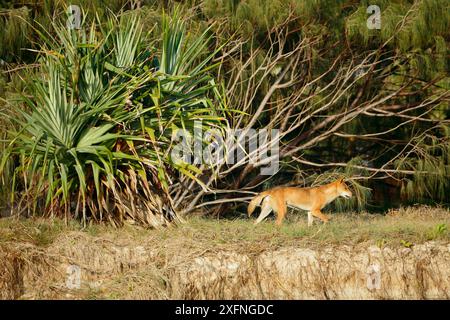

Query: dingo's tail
left=248, top=192, right=268, bottom=216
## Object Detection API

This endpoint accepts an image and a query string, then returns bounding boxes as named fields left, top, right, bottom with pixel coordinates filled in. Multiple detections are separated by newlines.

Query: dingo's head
left=336, top=178, right=352, bottom=199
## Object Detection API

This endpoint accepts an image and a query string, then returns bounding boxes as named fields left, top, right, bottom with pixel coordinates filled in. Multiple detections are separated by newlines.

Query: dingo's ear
left=338, top=178, right=344, bottom=183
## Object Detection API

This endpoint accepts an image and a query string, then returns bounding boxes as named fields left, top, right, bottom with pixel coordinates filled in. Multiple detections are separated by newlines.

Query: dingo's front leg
left=311, top=209, right=329, bottom=223
left=307, top=211, right=313, bottom=227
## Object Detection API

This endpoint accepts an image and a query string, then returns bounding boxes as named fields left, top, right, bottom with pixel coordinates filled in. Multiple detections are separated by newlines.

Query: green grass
left=0, top=206, right=448, bottom=251
left=171, top=207, right=450, bottom=250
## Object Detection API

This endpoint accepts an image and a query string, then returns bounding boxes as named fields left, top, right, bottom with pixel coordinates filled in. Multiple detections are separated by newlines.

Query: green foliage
left=400, top=239, right=413, bottom=248
left=397, top=135, right=450, bottom=202
left=0, top=7, right=32, bottom=62
left=427, top=222, right=448, bottom=240
left=0, top=10, right=228, bottom=225
left=347, top=0, right=450, bottom=78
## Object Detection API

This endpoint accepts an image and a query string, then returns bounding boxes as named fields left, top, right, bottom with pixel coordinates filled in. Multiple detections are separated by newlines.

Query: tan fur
left=248, top=178, right=353, bottom=226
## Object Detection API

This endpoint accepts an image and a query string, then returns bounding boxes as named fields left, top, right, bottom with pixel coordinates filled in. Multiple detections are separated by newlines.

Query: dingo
left=247, top=178, right=352, bottom=226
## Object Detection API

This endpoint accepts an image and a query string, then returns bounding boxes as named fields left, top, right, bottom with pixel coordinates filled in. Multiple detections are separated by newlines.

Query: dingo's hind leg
left=254, top=200, right=272, bottom=225
left=275, top=199, right=287, bottom=226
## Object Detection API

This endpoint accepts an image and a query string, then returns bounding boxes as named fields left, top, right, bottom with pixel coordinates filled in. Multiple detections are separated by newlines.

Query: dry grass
left=1, top=206, right=448, bottom=250
left=0, top=206, right=449, bottom=300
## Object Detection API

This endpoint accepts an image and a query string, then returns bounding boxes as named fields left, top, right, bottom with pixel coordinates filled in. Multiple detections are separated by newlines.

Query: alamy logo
left=171, top=121, right=280, bottom=175
left=66, top=264, right=81, bottom=289
left=367, top=5, right=381, bottom=30
left=366, top=264, right=381, bottom=290
left=67, top=5, right=81, bottom=30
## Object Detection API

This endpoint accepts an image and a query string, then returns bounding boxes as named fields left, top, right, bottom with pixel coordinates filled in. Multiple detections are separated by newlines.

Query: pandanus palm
left=1, top=10, right=228, bottom=227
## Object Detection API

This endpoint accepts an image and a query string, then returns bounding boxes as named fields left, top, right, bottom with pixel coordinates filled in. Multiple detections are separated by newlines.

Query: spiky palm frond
left=1, top=10, right=228, bottom=226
